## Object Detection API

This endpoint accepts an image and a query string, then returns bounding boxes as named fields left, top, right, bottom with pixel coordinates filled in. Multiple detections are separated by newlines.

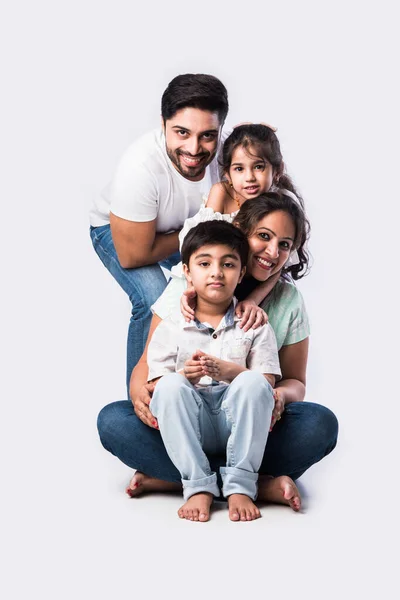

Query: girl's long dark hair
left=220, top=124, right=303, bottom=204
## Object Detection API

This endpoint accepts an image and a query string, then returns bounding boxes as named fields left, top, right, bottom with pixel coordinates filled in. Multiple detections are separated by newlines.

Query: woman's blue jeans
left=90, top=225, right=180, bottom=391
left=97, top=399, right=339, bottom=485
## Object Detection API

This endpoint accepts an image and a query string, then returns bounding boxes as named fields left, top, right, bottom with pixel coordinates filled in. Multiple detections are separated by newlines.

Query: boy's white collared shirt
left=147, top=298, right=281, bottom=386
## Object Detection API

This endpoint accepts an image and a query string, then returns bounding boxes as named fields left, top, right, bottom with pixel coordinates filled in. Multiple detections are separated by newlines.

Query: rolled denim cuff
left=220, top=466, right=258, bottom=500
left=182, top=473, right=220, bottom=501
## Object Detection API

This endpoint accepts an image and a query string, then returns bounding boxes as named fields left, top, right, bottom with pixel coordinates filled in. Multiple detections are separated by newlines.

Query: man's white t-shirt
left=89, top=129, right=222, bottom=230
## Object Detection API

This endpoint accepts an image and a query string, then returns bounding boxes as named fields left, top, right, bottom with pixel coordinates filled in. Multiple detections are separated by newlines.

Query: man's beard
left=166, top=147, right=216, bottom=180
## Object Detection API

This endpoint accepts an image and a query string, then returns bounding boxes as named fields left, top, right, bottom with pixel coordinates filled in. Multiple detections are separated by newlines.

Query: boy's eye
left=177, top=130, right=188, bottom=136
left=199, top=262, right=210, bottom=267
left=223, top=262, right=235, bottom=268
left=202, top=132, right=216, bottom=140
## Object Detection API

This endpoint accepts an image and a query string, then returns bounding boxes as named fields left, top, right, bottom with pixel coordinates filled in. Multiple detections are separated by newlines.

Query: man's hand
left=270, top=389, right=285, bottom=432
left=235, top=299, right=268, bottom=331
left=132, top=381, right=159, bottom=429
left=180, top=286, right=197, bottom=322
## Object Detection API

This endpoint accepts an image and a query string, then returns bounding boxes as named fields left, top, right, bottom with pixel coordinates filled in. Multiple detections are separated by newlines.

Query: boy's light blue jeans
left=150, top=371, right=274, bottom=501
left=90, top=224, right=180, bottom=390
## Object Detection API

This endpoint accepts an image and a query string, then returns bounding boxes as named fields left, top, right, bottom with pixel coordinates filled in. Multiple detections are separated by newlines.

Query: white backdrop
left=2, top=1, right=398, bottom=598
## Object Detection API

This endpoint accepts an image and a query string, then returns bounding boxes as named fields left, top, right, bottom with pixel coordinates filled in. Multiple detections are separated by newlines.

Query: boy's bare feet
left=258, top=475, right=301, bottom=511
left=227, top=494, right=261, bottom=521
left=178, top=492, right=213, bottom=522
left=126, top=472, right=181, bottom=498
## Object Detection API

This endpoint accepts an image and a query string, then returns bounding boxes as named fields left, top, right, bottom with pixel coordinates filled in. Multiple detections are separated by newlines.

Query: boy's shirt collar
left=183, top=297, right=239, bottom=333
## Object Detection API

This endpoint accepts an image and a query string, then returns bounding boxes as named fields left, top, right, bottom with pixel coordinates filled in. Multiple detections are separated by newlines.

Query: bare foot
left=126, top=472, right=181, bottom=498
left=227, top=494, right=261, bottom=522
left=258, top=475, right=301, bottom=511
left=178, top=492, right=213, bottom=522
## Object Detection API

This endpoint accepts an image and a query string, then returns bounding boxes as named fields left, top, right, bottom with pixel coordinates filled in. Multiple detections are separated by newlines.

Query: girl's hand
left=132, top=381, right=159, bottom=429
left=180, top=286, right=197, bottom=322
left=270, top=389, right=285, bottom=432
left=235, top=299, right=268, bottom=331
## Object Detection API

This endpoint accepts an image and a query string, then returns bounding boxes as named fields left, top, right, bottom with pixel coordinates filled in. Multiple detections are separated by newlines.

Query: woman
left=97, top=193, right=338, bottom=514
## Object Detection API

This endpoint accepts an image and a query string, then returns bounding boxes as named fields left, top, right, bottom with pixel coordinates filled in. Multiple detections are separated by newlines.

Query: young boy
left=147, top=221, right=281, bottom=522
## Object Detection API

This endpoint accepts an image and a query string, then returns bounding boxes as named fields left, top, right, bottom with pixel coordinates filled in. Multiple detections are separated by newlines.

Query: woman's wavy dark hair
left=233, top=192, right=311, bottom=280
left=220, top=124, right=302, bottom=203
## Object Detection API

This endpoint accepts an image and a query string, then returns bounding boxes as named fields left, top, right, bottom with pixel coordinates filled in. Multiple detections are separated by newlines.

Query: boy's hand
left=199, top=352, right=243, bottom=383
left=182, top=351, right=205, bottom=385
left=181, top=286, right=197, bottom=322
left=132, top=382, right=159, bottom=429
left=269, top=389, right=285, bottom=432
left=235, top=299, right=268, bottom=331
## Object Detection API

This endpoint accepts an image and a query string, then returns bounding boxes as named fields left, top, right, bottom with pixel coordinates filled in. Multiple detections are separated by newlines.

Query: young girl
left=171, top=124, right=305, bottom=321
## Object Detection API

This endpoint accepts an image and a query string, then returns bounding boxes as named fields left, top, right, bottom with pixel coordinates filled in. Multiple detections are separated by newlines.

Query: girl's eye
left=254, top=164, right=265, bottom=171
left=258, top=233, right=270, bottom=240
left=233, top=166, right=243, bottom=172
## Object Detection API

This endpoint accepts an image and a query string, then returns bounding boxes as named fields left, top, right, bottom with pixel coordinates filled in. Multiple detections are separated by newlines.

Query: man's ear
left=183, top=263, right=192, bottom=285
left=238, top=265, right=246, bottom=283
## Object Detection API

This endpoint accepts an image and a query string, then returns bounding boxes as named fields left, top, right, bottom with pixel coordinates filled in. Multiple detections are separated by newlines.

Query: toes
left=199, top=511, right=209, bottom=522
left=230, top=509, right=240, bottom=521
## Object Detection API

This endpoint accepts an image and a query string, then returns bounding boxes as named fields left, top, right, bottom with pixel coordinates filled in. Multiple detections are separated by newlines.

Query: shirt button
left=212, top=333, right=217, bottom=339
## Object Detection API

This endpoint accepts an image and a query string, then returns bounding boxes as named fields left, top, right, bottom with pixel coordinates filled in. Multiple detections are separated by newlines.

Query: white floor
left=3, top=2, right=398, bottom=598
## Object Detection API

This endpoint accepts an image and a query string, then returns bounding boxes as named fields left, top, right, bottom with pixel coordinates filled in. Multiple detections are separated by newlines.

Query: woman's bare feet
left=258, top=475, right=301, bottom=511
left=126, top=472, right=181, bottom=498
left=227, top=494, right=261, bottom=522
left=178, top=492, right=213, bottom=522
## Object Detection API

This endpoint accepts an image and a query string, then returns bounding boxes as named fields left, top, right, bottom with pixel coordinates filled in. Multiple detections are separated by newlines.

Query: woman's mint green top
left=261, top=280, right=310, bottom=350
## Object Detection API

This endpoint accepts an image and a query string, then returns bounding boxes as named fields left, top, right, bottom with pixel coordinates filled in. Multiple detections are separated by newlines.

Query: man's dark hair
left=181, top=221, right=249, bottom=268
left=161, top=74, right=229, bottom=125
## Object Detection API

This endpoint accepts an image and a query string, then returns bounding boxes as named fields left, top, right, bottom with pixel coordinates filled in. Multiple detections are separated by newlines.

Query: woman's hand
left=235, top=299, right=268, bottom=331
left=132, top=381, right=159, bottom=429
left=270, top=388, right=285, bottom=432
left=180, top=286, right=197, bottom=322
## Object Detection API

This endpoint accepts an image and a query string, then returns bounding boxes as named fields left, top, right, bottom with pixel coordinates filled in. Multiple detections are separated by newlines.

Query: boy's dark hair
left=181, top=221, right=249, bottom=269
left=161, top=74, right=229, bottom=125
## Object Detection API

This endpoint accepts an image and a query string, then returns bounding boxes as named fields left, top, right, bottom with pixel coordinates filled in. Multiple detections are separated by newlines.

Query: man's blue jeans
left=97, top=399, right=339, bottom=486
left=90, top=225, right=180, bottom=390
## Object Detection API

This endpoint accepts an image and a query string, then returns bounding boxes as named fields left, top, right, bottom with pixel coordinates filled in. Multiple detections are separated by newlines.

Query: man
left=89, top=74, right=229, bottom=389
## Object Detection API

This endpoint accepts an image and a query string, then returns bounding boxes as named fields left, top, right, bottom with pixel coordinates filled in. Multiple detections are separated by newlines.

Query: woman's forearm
left=129, top=360, right=149, bottom=404
left=275, top=378, right=305, bottom=405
